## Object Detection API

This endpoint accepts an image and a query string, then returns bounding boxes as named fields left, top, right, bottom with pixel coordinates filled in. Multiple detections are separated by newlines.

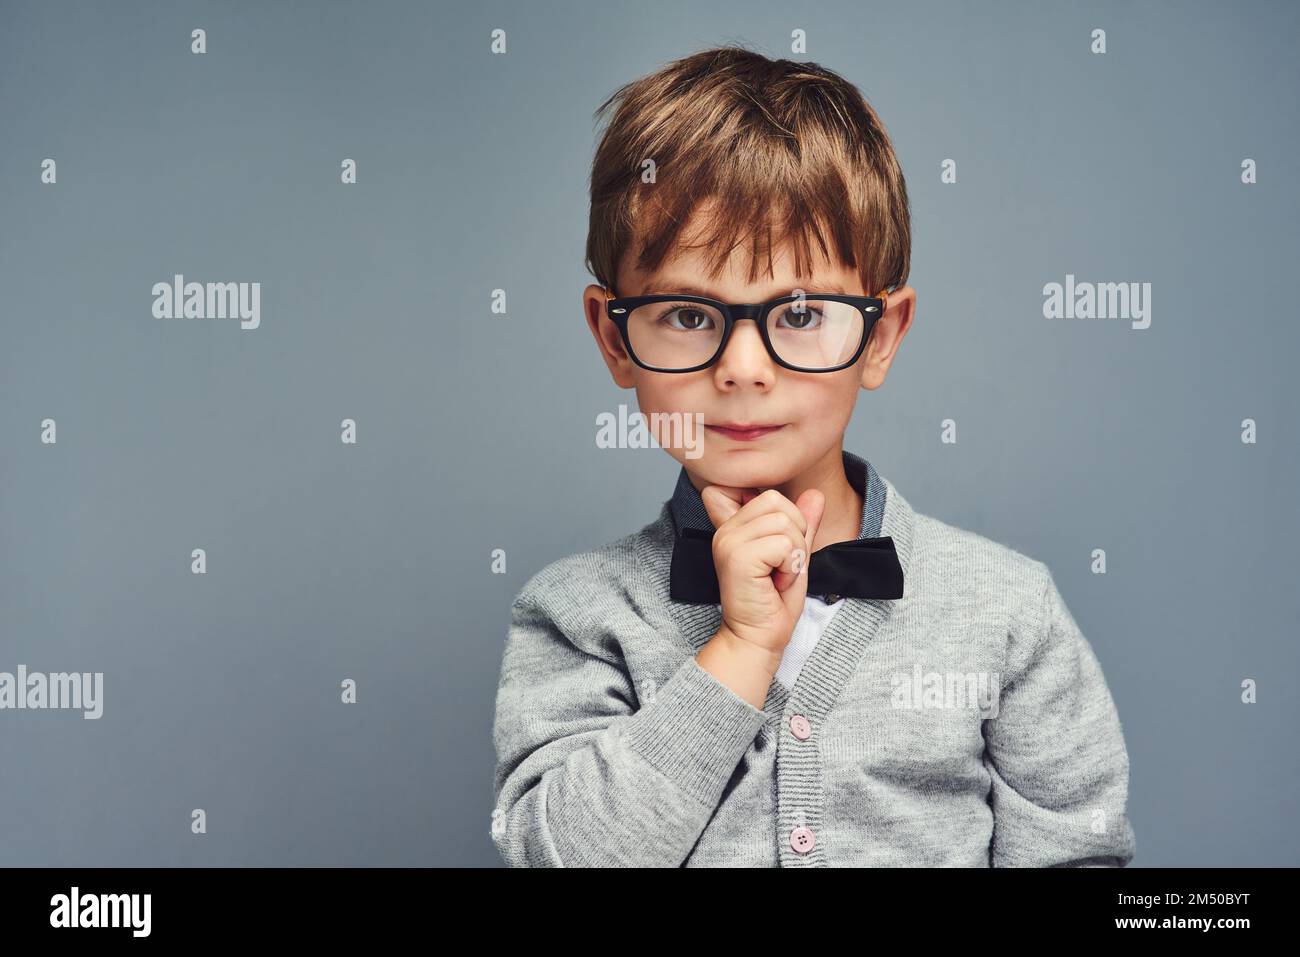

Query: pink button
left=789, top=714, right=812, bottom=740
left=790, top=826, right=816, bottom=854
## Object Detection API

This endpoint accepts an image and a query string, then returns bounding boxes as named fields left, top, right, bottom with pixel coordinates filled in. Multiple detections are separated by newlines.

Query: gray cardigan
left=490, top=469, right=1136, bottom=867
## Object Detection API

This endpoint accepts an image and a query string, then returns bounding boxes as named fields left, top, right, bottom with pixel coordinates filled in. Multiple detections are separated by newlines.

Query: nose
left=712, top=318, right=776, bottom=390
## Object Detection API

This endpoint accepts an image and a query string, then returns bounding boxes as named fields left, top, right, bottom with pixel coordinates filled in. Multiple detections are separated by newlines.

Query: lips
left=705, top=423, right=786, bottom=442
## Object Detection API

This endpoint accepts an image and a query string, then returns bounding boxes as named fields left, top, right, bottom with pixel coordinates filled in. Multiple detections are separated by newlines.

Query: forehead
left=635, top=277, right=853, bottom=298
left=617, top=196, right=862, bottom=298
left=619, top=241, right=861, bottom=298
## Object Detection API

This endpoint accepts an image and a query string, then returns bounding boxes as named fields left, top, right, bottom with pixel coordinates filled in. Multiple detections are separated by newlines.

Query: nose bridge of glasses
left=726, top=303, right=766, bottom=322
left=715, top=310, right=772, bottom=370
left=713, top=306, right=772, bottom=368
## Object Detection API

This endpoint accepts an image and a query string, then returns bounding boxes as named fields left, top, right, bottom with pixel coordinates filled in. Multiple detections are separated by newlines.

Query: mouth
left=705, top=422, right=786, bottom=442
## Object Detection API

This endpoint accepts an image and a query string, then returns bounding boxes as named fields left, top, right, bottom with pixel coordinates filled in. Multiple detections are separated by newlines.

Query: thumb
left=773, top=488, right=826, bottom=596
left=799, top=488, right=826, bottom=556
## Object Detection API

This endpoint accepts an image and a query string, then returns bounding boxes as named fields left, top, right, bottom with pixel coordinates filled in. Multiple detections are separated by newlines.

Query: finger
left=731, top=511, right=808, bottom=582
left=778, top=555, right=811, bottom=622
left=772, top=544, right=809, bottom=593
left=732, top=488, right=808, bottom=536
left=775, top=489, right=826, bottom=598
left=701, top=484, right=748, bottom=528
left=733, top=534, right=805, bottom=580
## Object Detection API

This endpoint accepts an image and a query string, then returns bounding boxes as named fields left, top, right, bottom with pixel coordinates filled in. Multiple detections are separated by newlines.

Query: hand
left=700, top=484, right=826, bottom=665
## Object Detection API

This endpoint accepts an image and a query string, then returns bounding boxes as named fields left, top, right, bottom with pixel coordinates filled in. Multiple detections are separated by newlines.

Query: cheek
left=632, top=376, right=703, bottom=416
left=795, top=378, right=859, bottom=425
left=631, top=379, right=669, bottom=415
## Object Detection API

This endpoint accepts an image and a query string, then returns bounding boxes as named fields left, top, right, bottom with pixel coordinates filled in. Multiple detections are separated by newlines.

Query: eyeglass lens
left=625, top=298, right=865, bottom=370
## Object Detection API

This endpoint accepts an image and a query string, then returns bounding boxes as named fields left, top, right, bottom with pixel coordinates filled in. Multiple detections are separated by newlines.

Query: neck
left=688, top=443, right=863, bottom=552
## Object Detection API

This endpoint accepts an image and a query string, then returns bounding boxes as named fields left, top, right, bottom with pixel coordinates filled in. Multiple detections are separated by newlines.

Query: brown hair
left=585, top=44, right=911, bottom=299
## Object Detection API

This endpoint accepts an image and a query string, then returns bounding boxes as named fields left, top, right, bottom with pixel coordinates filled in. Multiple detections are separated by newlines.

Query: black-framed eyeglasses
left=603, top=287, right=888, bottom=373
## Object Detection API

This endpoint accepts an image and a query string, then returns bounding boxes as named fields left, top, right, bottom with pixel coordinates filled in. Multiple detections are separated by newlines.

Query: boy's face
left=583, top=209, right=914, bottom=491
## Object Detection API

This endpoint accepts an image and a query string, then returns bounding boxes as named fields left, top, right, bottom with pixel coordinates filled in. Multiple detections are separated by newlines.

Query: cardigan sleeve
left=982, top=566, right=1137, bottom=867
left=490, top=573, right=768, bottom=867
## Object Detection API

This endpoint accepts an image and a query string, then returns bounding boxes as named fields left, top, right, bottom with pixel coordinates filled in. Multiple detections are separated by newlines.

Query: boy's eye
left=774, top=305, right=825, bottom=330
left=659, top=307, right=717, bottom=331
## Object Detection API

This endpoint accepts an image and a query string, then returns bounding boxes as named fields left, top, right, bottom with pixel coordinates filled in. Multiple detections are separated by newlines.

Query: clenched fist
left=700, top=484, right=826, bottom=673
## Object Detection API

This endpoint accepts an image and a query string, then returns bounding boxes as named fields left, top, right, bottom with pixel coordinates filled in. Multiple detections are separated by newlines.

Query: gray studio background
left=2, top=0, right=1296, bottom=867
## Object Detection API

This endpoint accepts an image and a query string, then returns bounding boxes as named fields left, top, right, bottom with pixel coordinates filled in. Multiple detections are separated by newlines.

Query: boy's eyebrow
left=640, top=281, right=849, bottom=298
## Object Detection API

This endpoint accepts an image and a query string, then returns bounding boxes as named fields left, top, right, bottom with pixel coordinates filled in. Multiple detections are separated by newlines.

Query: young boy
left=490, top=45, right=1135, bottom=867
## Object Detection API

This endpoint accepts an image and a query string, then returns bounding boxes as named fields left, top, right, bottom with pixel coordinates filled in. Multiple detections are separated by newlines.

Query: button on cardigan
left=490, top=457, right=1136, bottom=867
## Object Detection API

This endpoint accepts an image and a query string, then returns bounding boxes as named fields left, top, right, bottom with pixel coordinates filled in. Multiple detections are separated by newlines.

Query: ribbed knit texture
left=491, top=469, right=1136, bottom=867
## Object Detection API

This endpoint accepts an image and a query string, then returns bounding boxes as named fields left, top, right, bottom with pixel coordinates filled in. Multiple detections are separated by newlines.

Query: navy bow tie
left=668, top=525, right=905, bottom=604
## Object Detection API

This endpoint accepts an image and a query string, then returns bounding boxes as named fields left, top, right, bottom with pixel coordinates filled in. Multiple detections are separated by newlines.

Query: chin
left=695, top=450, right=800, bottom=490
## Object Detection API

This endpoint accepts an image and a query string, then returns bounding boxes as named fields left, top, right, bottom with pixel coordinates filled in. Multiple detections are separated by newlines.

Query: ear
left=584, top=284, right=637, bottom=388
left=860, top=284, right=916, bottom=391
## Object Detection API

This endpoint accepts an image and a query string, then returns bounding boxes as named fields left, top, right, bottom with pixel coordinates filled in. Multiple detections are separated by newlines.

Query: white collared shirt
left=774, top=593, right=844, bottom=689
